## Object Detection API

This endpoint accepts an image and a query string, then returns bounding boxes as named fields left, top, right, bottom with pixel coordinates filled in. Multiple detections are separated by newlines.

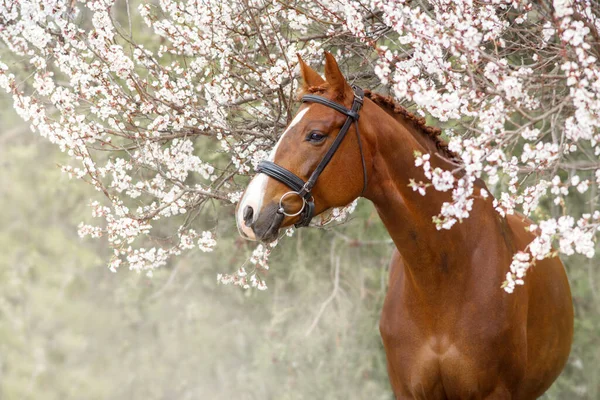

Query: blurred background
left=1, top=90, right=599, bottom=400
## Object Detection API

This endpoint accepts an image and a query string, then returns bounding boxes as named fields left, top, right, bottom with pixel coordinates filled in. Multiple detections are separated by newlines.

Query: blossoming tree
left=1, top=0, right=599, bottom=292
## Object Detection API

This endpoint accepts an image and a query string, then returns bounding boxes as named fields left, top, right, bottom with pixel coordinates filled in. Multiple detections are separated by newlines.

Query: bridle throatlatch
left=256, top=85, right=368, bottom=228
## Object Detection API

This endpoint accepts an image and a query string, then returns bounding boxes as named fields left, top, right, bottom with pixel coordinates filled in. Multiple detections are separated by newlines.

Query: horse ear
left=324, top=52, right=352, bottom=98
left=297, top=53, right=325, bottom=89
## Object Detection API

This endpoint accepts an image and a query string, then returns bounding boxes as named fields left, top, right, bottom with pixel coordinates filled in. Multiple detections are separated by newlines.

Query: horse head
left=236, top=53, right=372, bottom=242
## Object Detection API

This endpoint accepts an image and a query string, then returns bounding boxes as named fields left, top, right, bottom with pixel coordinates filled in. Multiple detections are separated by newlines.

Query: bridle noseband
left=256, top=85, right=368, bottom=228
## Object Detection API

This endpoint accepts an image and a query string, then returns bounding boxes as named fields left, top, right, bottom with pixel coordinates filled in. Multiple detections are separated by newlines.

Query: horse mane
left=302, top=85, right=459, bottom=163
left=363, top=90, right=459, bottom=162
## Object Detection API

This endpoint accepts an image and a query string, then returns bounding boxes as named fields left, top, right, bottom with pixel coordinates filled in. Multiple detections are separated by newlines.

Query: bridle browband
left=256, top=85, right=368, bottom=228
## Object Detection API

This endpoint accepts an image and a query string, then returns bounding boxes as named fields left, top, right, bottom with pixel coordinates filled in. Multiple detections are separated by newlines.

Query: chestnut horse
left=236, top=53, right=573, bottom=399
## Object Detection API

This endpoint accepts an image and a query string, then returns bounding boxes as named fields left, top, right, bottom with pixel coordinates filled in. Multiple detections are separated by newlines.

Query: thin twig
left=305, top=248, right=340, bottom=337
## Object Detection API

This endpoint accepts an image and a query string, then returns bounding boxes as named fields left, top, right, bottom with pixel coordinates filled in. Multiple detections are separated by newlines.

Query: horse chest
left=378, top=269, right=522, bottom=397
left=380, top=326, right=483, bottom=399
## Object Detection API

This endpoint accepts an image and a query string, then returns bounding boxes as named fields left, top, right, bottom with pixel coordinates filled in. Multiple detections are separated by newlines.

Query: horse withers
left=235, top=53, right=573, bottom=400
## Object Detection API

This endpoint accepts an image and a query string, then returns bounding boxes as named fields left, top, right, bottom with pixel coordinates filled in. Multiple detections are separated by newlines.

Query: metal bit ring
left=278, top=191, right=306, bottom=217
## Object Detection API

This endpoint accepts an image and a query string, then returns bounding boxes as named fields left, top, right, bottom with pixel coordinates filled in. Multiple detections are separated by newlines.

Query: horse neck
left=361, top=100, right=504, bottom=291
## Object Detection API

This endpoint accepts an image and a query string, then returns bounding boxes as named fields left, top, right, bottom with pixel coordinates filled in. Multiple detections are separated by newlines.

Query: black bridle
left=256, top=85, right=368, bottom=227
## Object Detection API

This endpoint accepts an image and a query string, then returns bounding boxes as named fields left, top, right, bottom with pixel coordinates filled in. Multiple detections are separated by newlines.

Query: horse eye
left=307, top=131, right=326, bottom=143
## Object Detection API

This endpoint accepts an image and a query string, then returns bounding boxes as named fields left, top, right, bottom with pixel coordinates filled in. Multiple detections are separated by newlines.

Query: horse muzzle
left=236, top=201, right=284, bottom=243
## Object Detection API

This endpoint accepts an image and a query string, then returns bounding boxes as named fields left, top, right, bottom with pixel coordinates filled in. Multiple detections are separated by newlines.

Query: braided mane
left=303, top=85, right=459, bottom=162
left=363, top=90, right=459, bottom=162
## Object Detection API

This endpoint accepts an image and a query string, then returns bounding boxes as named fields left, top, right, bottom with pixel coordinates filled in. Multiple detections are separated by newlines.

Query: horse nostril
left=243, top=206, right=254, bottom=226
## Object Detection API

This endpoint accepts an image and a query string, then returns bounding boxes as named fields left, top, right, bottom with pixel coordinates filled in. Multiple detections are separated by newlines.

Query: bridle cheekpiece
left=256, top=85, right=368, bottom=228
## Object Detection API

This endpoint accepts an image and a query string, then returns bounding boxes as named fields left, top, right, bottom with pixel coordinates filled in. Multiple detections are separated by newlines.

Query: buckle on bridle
left=352, top=85, right=364, bottom=104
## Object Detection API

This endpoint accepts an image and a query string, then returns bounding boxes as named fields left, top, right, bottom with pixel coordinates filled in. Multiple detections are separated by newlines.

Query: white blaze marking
left=268, top=106, right=311, bottom=161
left=236, top=107, right=311, bottom=239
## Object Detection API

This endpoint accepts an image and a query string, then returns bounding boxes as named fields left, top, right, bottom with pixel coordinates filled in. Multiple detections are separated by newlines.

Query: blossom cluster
left=217, top=243, right=274, bottom=290
left=0, top=0, right=357, bottom=281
